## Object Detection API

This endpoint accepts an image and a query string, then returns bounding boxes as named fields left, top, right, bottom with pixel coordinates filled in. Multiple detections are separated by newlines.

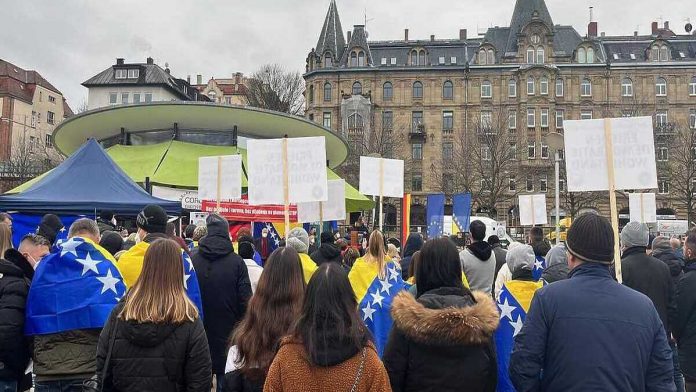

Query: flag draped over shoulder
left=533, top=256, right=546, bottom=281
left=426, top=194, right=445, bottom=239
left=495, top=280, right=544, bottom=392
left=25, top=237, right=126, bottom=335
left=349, top=258, right=407, bottom=357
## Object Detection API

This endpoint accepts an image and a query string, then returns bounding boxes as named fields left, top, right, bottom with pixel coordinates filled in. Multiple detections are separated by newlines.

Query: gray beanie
left=651, top=235, right=671, bottom=252
left=620, top=221, right=649, bottom=248
left=546, top=243, right=567, bottom=267
left=506, top=244, right=536, bottom=275
left=286, top=227, right=309, bottom=254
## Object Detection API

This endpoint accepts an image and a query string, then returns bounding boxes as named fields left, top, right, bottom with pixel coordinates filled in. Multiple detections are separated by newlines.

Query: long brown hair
left=0, top=223, right=12, bottom=258
left=232, top=246, right=305, bottom=380
left=119, top=239, right=198, bottom=323
left=363, top=230, right=387, bottom=279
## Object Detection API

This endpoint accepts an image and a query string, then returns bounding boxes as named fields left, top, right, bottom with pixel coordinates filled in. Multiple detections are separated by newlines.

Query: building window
left=580, top=110, right=593, bottom=120
left=536, top=47, right=545, bottom=64
left=652, top=45, right=670, bottom=62
left=481, top=80, right=492, bottom=98
left=419, top=50, right=426, bottom=66
left=555, top=110, right=564, bottom=128
left=48, top=95, right=56, bottom=103
left=577, top=47, right=587, bottom=63
left=323, top=112, right=332, bottom=128
left=29, top=136, right=36, bottom=152
left=133, top=93, right=141, bottom=103
left=689, top=77, right=696, bottom=96
left=109, top=92, right=118, bottom=104
left=383, top=82, right=393, bottom=100
left=586, top=47, right=595, bottom=63
left=540, top=175, right=548, bottom=192
left=621, top=78, right=633, bottom=97
left=527, top=47, right=535, bottom=64
left=657, top=146, right=669, bottom=162
left=127, top=69, right=139, bottom=78
left=412, top=143, right=423, bottom=160
left=655, top=110, right=668, bottom=127
left=581, top=78, right=592, bottom=97
left=487, top=49, right=495, bottom=65
left=115, top=69, right=127, bottom=79
left=509, top=143, right=517, bottom=160
left=443, top=80, right=454, bottom=99
left=690, top=110, right=696, bottom=129
left=347, top=113, right=363, bottom=130
left=480, top=111, right=492, bottom=128
left=308, top=85, right=314, bottom=103
left=656, top=77, right=667, bottom=97
left=31, top=111, right=37, bottom=127
left=509, top=176, right=517, bottom=191
left=508, top=110, right=517, bottom=130
left=443, top=111, right=453, bottom=131
left=121, top=93, right=129, bottom=104
left=438, top=56, right=445, bottom=65
left=358, top=51, right=366, bottom=66
left=479, top=49, right=487, bottom=65
left=47, top=111, right=55, bottom=125
left=527, top=108, right=536, bottom=127
left=144, top=93, right=153, bottom=103
left=45, top=134, right=53, bottom=148
left=352, top=81, right=362, bottom=95
left=508, top=79, right=517, bottom=97
left=413, top=81, right=423, bottom=98
left=527, top=142, right=536, bottom=159
left=541, top=143, right=549, bottom=159
left=658, top=178, right=669, bottom=194
left=527, top=77, right=535, bottom=95
left=412, top=111, right=423, bottom=132
left=540, top=109, right=549, bottom=128
left=412, top=173, right=423, bottom=191
left=324, top=82, right=332, bottom=101
left=451, top=56, right=457, bottom=64
left=555, top=78, right=564, bottom=97
left=559, top=179, right=566, bottom=192
left=526, top=176, right=535, bottom=192
left=383, top=111, right=393, bottom=130
left=481, top=146, right=492, bottom=161
left=540, top=76, right=549, bottom=95
left=391, top=57, right=397, bottom=65
left=443, top=142, right=453, bottom=160
left=324, top=54, right=333, bottom=68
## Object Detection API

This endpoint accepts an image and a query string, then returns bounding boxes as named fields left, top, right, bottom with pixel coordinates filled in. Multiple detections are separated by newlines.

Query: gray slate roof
left=315, top=0, right=346, bottom=60
left=340, top=25, right=373, bottom=65
left=82, top=63, right=201, bottom=100
left=505, top=0, right=554, bottom=54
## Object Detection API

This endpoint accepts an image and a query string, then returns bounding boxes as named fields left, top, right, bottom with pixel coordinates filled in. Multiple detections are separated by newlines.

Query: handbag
left=83, top=322, right=119, bottom=392
left=349, top=348, right=366, bottom=392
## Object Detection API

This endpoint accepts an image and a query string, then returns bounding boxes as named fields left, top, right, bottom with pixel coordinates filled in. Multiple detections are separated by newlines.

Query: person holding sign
left=510, top=214, right=675, bottom=392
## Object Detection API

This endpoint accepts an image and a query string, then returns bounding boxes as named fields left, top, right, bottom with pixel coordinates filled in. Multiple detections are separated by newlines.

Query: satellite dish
left=686, top=23, right=693, bottom=33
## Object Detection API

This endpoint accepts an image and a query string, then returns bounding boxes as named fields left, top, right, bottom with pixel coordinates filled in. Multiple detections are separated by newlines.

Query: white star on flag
left=370, top=290, right=385, bottom=307
left=511, top=314, right=524, bottom=337
left=498, top=297, right=516, bottom=321
left=184, top=273, right=191, bottom=289
left=75, top=253, right=102, bottom=276
left=97, top=269, right=120, bottom=294
left=362, top=302, right=377, bottom=322
left=534, top=259, right=543, bottom=270
left=60, top=238, right=84, bottom=257
left=388, top=267, right=399, bottom=282
left=379, top=279, right=393, bottom=294
left=184, top=255, right=194, bottom=272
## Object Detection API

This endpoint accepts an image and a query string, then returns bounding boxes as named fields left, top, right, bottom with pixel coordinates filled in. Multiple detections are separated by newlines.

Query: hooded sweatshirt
left=459, top=241, right=496, bottom=295
left=400, top=233, right=424, bottom=280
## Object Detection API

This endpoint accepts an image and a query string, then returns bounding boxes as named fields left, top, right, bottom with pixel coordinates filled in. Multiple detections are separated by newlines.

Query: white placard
left=564, top=117, right=658, bottom=192
left=198, top=155, right=242, bottom=202
left=189, top=212, right=208, bottom=227
left=657, top=220, right=689, bottom=236
left=152, top=186, right=201, bottom=210
left=629, top=193, right=657, bottom=223
left=297, top=180, right=346, bottom=223
left=359, top=156, right=404, bottom=198
left=519, top=194, right=548, bottom=226
left=246, top=137, right=328, bottom=205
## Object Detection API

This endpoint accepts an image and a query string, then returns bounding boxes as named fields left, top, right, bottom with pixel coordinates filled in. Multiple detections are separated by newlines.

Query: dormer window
left=478, top=48, right=495, bottom=65
left=527, top=47, right=535, bottom=64
left=127, top=69, right=139, bottom=78
left=115, top=69, right=127, bottom=79
left=651, top=43, right=670, bottom=62
left=577, top=46, right=595, bottom=63
left=324, top=53, right=333, bottom=68
left=352, top=81, right=362, bottom=95
left=587, top=48, right=595, bottom=63
left=410, top=49, right=427, bottom=66
left=349, top=50, right=366, bottom=67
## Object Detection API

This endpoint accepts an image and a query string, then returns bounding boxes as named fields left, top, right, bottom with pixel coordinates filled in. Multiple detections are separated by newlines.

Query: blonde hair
left=387, top=243, right=400, bottom=260
left=120, top=239, right=198, bottom=323
left=0, top=223, right=12, bottom=257
left=364, top=230, right=387, bottom=279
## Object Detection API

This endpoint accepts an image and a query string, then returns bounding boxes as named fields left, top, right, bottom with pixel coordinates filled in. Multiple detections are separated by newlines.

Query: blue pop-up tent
left=0, top=139, right=181, bottom=215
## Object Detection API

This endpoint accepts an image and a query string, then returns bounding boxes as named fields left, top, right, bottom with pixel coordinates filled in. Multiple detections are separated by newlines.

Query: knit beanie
left=287, top=227, right=309, bottom=254
left=320, top=231, right=334, bottom=245
left=546, top=243, right=568, bottom=267
left=506, top=244, right=536, bottom=274
left=238, top=241, right=255, bottom=259
left=620, top=221, right=649, bottom=248
left=99, top=231, right=123, bottom=256
left=566, top=213, right=614, bottom=264
left=37, top=214, right=64, bottom=245
left=136, top=204, right=168, bottom=234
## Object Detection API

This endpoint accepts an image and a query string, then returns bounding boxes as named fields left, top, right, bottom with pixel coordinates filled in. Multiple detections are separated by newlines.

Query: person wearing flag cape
left=26, top=219, right=127, bottom=390
left=348, top=230, right=407, bottom=357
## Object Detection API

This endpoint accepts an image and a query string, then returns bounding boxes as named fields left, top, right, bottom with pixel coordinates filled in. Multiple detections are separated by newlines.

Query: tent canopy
left=0, top=139, right=181, bottom=215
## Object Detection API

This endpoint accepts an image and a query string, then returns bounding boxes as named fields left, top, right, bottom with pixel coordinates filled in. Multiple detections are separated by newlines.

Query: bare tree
left=1, top=132, right=62, bottom=191
left=245, top=64, right=305, bottom=116
left=666, top=122, right=696, bottom=224
left=76, top=100, right=89, bottom=114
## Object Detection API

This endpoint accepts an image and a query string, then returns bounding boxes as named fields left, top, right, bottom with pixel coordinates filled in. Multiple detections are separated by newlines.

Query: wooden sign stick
left=379, top=158, right=384, bottom=232
left=216, top=156, right=222, bottom=213
left=530, top=196, right=536, bottom=227
left=318, top=202, right=324, bottom=245
left=282, top=138, right=290, bottom=234
left=604, top=118, right=622, bottom=283
left=640, top=193, right=645, bottom=224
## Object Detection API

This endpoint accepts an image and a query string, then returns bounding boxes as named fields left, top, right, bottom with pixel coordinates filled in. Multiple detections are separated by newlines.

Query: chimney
left=588, top=21, right=598, bottom=38
left=430, top=34, right=435, bottom=41
left=664, top=21, right=670, bottom=30
left=116, top=58, right=124, bottom=65
left=347, top=30, right=352, bottom=43
left=404, top=28, right=409, bottom=41
left=196, top=74, right=202, bottom=85
left=146, top=57, right=154, bottom=65
left=652, top=21, right=659, bottom=34
left=235, top=72, right=241, bottom=84
left=601, top=32, right=605, bottom=37
left=187, top=75, right=191, bottom=84
left=634, top=31, right=638, bottom=37
left=459, top=29, right=467, bottom=40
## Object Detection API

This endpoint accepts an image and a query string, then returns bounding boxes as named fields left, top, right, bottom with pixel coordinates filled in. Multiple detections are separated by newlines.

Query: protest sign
left=189, top=212, right=208, bottom=227
left=359, top=156, right=404, bottom=230
left=629, top=193, right=657, bottom=223
left=201, top=197, right=298, bottom=222
left=198, top=155, right=242, bottom=210
left=297, top=180, right=346, bottom=223
left=519, top=194, right=548, bottom=226
left=657, top=220, right=689, bottom=237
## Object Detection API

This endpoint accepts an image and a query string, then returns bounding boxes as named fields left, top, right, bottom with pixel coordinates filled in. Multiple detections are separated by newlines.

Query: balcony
left=655, top=123, right=675, bottom=136
left=409, top=123, right=427, bottom=142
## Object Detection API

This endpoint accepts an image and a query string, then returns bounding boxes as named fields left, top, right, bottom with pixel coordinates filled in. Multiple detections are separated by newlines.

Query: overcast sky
left=2, top=0, right=693, bottom=108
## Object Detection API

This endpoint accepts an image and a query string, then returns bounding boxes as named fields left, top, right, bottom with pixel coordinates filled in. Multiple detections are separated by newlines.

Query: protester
left=676, top=232, right=696, bottom=391
left=494, top=244, right=544, bottom=392
left=673, top=238, right=686, bottom=261
left=488, top=235, right=507, bottom=281
left=184, top=224, right=197, bottom=246
left=96, top=239, right=211, bottom=392
left=542, top=243, right=569, bottom=283
left=37, top=213, right=64, bottom=246
left=193, top=225, right=208, bottom=243
left=406, top=251, right=421, bottom=296
left=0, top=212, right=12, bottom=228
left=493, top=242, right=521, bottom=301
left=28, top=218, right=126, bottom=391
left=264, top=262, right=391, bottom=392
left=286, top=227, right=318, bottom=284
left=653, top=236, right=685, bottom=287
left=528, top=226, right=550, bottom=280
left=348, top=230, right=407, bottom=356
left=352, top=216, right=369, bottom=234
left=459, top=220, right=496, bottom=295
left=192, top=213, right=252, bottom=390
left=310, top=231, right=342, bottom=266
left=16, top=233, right=51, bottom=269
left=342, top=247, right=360, bottom=270
left=237, top=240, right=263, bottom=293
left=400, top=233, right=423, bottom=280
left=225, top=247, right=305, bottom=391
left=96, top=210, right=117, bottom=234
left=122, top=232, right=137, bottom=251
left=254, top=227, right=272, bottom=265
left=167, top=222, right=191, bottom=255
left=510, top=214, right=675, bottom=391
left=99, top=230, right=123, bottom=257
left=0, top=223, right=12, bottom=258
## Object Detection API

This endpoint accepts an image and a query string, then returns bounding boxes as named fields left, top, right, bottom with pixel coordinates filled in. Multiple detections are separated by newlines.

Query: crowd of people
left=0, top=208, right=696, bottom=391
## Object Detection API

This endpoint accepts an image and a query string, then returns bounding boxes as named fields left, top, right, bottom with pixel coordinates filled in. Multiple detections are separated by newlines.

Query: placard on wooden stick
left=359, top=156, right=404, bottom=230
left=297, top=180, right=346, bottom=223
left=519, top=194, right=548, bottom=226
left=629, top=193, right=657, bottom=223
left=198, top=155, right=242, bottom=210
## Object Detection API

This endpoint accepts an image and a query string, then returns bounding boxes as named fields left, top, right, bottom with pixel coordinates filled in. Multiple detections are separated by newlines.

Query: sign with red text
left=201, top=196, right=298, bottom=222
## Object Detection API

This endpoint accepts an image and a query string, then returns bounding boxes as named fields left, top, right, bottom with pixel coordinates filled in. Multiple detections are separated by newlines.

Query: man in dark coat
left=400, top=233, right=423, bottom=280
left=675, top=232, right=696, bottom=391
left=192, top=213, right=252, bottom=391
left=488, top=235, right=508, bottom=280
left=653, top=236, right=685, bottom=288
left=0, top=253, right=32, bottom=391
left=510, top=214, right=675, bottom=392
left=96, top=210, right=117, bottom=234
left=310, top=231, right=342, bottom=265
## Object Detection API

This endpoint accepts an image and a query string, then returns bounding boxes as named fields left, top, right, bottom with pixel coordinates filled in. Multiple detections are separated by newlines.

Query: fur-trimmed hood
left=391, top=287, right=499, bottom=346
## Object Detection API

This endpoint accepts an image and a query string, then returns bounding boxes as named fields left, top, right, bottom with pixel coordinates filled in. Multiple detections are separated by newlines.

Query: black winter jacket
left=383, top=287, right=499, bottom=392
left=675, top=262, right=696, bottom=380
left=400, top=233, right=423, bottom=280
left=652, top=246, right=684, bottom=288
left=0, top=258, right=30, bottom=382
left=224, top=370, right=264, bottom=392
left=192, top=219, right=252, bottom=374
left=96, top=302, right=212, bottom=392
left=310, top=243, right=342, bottom=265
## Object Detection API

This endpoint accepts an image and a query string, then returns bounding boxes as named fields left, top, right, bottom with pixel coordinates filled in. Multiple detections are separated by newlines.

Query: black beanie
left=99, top=210, right=115, bottom=221
left=238, top=241, right=255, bottom=259
left=136, top=205, right=168, bottom=234
left=566, top=213, right=614, bottom=264
left=320, top=231, right=334, bottom=244
left=38, top=214, right=64, bottom=244
left=99, top=231, right=123, bottom=256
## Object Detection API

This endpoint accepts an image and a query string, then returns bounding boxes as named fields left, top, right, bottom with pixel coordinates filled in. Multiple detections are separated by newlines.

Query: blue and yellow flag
left=533, top=256, right=546, bottom=281
left=25, top=237, right=126, bottom=335
left=349, top=258, right=407, bottom=357
left=495, top=280, right=544, bottom=392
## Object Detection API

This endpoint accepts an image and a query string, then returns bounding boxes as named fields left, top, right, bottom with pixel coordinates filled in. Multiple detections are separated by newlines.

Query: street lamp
left=546, top=132, right=565, bottom=245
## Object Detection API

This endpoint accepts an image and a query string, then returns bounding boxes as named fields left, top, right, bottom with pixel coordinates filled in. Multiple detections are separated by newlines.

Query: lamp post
left=546, top=132, right=565, bottom=245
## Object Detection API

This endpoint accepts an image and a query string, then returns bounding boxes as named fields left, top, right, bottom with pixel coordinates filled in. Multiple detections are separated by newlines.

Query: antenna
left=589, top=6, right=593, bottom=23
left=363, top=8, right=374, bottom=28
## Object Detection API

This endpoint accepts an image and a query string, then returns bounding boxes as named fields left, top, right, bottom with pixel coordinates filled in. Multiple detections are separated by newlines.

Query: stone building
left=304, top=0, right=696, bottom=229
left=191, top=73, right=249, bottom=105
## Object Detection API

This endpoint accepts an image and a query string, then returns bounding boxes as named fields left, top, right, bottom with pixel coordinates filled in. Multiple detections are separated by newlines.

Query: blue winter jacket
left=509, top=262, right=675, bottom=392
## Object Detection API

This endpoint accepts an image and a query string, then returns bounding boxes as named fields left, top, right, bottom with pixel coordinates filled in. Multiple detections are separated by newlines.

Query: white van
left=469, top=216, right=516, bottom=245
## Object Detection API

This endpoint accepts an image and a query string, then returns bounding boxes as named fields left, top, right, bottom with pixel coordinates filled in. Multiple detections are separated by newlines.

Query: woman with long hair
left=96, top=239, right=211, bottom=392
left=383, top=237, right=499, bottom=392
left=0, top=222, right=12, bottom=258
left=224, top=247, right=305, bottom=391
left=348, top=230, right=407, bottom=356
left=264, top=263, right=391, bottom=391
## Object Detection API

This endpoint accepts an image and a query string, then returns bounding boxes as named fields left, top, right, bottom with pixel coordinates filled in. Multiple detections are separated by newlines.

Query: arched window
left=347, top=113, right=364, bottom=129
left=540, top=76, right=549, bottom=95
left=308, top=85, right=314, bottom=103
left=443, top=80, right=454, bottom=99
left=621, top=78, right=633, bottom=97
left=481, top=80, right=492, bottom=98
left=689, top=77, right=696, bottom=96
left=352, top=81, right=362, bottom=95
left=418, top=50, right=426, bottom=66
left=383, top=82, right=393, bottom=100
left=581, top=78, right=592, bottom=97
left=660, top=46, right=669, bottom=62
left=577, top=47, right=587, bottom=63
left=527, top=76, right=535, bottom=95
left=527, top=47, right=535, bottom=64
left=487, top=49, right=495, bottom=65
left=587, top=47, right=595, bottom=63
left=479, top=49, right=487, bottom=65
left=324, top=53, right=333, bottom=68
left=508, top=79, right=517, bottom=97
left=207, top=91, right=216, bottom=100
left=323, top=82, right=332, bottom=102
left=536, top=47, right=545, bottom=64
left=656, top=77, right=667, bottom=96
left=413, top=81, right=423, bottom=98
left=350, top=52, right=358, bottom=67
left=358, top=51, right=366, bottom=66
left=652, top=45, right=660, bottom=61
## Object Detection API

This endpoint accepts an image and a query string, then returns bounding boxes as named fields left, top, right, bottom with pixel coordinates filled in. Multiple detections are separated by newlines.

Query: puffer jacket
left=0, top=258, right=30, bottom=382
left=33, top=329, right=101, bottom=381
left=383, top=287, right=499, bottom=392
left=96, top=302, right=212, bottom=392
